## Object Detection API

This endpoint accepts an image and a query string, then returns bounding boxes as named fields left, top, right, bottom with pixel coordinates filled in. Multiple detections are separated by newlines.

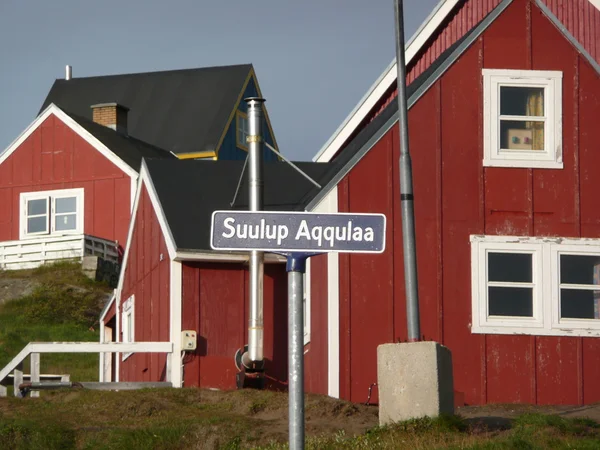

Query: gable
left=0, top=105, right=138, bottom=180
left=307, top=0, right=600, bottom=210
left=211, top=71, right=280, bottom=162
left=314, top=0, right=600, bottom=164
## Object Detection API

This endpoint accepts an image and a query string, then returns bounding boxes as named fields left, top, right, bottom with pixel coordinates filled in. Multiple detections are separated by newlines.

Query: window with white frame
left=483, top=69, right=562, bottom=169
left=236, top=110, right=249, bottom=150
left=121, top=295, right=135, bottom=360
left=20, top=188, right=84, bottom=239
left=471, top=236, right=600, bottom=337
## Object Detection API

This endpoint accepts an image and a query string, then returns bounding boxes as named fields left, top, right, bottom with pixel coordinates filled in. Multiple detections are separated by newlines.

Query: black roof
left=66, top=112, right=175, bottom=170
left=145, top=159, right=332, bottom=252
left=41, top=64, right=253, bottom=155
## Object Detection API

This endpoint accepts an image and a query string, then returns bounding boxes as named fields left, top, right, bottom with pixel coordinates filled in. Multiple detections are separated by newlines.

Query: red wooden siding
left=304, top=254, right=329, bottom=395
left=0, top=114, right=131, bottom=247
left=334, top=0, right=600, bottom=405
left=119, top=185, right=171, bottom=382
left=181, top=262, right=288, bottom=390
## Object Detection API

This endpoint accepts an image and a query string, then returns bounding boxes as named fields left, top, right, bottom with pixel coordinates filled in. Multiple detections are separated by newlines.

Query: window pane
left=560, top=289, right=599, bottom=320
left=27, top=198, right=47, bottom=216
left=488, top=252, right=532, bottom=283
left=27, top=216, right=47, bottom=234
left=500, top=86, right=544, bottom=116
left=560, top=255, right=600, bottom=286
left=500, top=120, right=545, bottom=151
left=55, top=197, right=76, bottom=213
left=55, top=214, right=76, bottom=231
left=488, top=287, right=533, bottom=317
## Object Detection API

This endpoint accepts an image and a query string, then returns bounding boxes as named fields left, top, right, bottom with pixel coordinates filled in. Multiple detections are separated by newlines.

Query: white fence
left=0, top=234, right=119, bottom=270
left=0, top=341, right=173, bottom=397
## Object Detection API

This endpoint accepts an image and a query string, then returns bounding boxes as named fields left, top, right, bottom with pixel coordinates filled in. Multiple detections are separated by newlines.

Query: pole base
left=234, top=345, right=265, bottom=390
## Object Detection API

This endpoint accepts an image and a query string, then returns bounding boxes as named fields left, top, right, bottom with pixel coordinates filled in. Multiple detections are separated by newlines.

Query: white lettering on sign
left=221, top=217, right=375, bottom=248
left=222, top=218, right=289, bottom=245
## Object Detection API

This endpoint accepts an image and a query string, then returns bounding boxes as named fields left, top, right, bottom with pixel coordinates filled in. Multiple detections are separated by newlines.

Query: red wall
left=119, top=185, right=171, bottom=382
left=0, top=114, right=132, bottom=247
left=304, top=254, right=329, bottom=395
left=333, top=0, right=600, bottom=405
left=180, top=262, right=288, bottom=390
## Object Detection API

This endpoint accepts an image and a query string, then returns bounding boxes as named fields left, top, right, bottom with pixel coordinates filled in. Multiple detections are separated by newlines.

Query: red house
left=101, top=0, right=600, bottom=408
left=101, top=159, right=330, bottom=387
left=0, top=103, right=173, bottom=269
left=307, top=0, right=600, bottom=406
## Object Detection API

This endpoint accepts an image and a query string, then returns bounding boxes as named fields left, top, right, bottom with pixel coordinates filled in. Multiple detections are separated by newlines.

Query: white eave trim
left=590, top=0, right=600, bottom=12
left=312, top=0, right=461, bottom=163
left=140, top=161, right=178, bottom=260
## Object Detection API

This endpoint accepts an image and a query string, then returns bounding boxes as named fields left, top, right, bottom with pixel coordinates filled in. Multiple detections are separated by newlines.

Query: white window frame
left=482, top=69, right=563, bottom=169
left=20, top=188, right=84, bottom=239
left=121, top=295, right=135, bottom=361
left=236, top=110, right=249, bottom=150
left=471, top=235, right=600, bottom=337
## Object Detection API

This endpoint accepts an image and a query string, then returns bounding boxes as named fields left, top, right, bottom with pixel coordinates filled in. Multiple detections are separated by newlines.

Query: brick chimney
left=90, top=103, right=129, bottom=135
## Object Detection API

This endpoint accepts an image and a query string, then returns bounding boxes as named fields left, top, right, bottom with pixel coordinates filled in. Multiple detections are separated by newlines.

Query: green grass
left=0, top=261, right=112, bottom=381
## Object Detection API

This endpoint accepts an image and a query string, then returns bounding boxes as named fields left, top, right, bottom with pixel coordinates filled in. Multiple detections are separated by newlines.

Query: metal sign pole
left=286, top=253, right=309, bottom=450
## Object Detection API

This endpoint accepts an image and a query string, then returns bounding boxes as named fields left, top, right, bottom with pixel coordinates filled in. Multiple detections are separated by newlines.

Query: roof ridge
left=55, top=63, right=253, bottom=82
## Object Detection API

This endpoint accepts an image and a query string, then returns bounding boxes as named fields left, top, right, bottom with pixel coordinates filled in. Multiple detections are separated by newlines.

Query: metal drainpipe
left=394, top=0, right=421, bottom=342
left=242, top=97, right=266, bottom=367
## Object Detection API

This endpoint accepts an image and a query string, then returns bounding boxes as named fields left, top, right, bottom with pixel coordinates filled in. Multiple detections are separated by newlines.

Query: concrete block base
left=377, top=341, right=454, bottom=425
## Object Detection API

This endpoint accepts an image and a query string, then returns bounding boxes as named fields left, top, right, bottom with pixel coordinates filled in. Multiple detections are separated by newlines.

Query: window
left=483, top=69, right=562, bottom=169
left=20, top=188, right=84, bottom=239
left=471, top=236, right=600, bottom=336
left=236, top=110, right=249, bottom=150
left=121, top=295, right=135, bottom=360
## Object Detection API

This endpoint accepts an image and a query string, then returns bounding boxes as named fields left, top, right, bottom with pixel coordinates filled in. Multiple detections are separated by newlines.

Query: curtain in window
left=526, top=91, right=544, bottom=150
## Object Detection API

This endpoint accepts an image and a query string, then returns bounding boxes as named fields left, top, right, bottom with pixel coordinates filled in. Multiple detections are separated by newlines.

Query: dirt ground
left=457, top=401, right=600, bottom=431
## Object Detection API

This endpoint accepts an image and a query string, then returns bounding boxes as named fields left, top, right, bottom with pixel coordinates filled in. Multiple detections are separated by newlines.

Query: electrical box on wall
left=181, top=330, right=197, bottom=351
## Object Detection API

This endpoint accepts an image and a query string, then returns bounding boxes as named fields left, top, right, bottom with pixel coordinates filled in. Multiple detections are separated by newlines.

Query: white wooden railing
left=0, top=342, right=173, bottom=398
left=0, top=234, right=119, bottom=270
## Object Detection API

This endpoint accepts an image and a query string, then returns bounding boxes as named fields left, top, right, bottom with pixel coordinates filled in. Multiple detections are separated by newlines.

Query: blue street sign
left=210, top=211, right=386, bottom=253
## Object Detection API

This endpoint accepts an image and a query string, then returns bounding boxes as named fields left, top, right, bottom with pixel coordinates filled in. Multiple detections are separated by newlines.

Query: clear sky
left=0, top=0, right=439, bottom=161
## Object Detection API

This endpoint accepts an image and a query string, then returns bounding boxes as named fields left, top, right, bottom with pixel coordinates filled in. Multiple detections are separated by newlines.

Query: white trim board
left=140, top=161, right=178, bottom=260
left=312, top=0, right=461, bottom=163
left=169, top=261, right=183, bottom=387
left=306, top=185, right=340, bottom=398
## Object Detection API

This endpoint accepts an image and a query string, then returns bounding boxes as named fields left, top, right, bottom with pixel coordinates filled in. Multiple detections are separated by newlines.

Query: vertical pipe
left=246, top=97, right=266, bottom=363
left=394, top=0, right=421, bottom=341
left=287, top=256, right=306, bottom=450
left=65, top=65, right=72, bottom=80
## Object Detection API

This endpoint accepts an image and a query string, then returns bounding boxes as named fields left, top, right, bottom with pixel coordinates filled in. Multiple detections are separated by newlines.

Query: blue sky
left=0, top=0, right=439, bottom=161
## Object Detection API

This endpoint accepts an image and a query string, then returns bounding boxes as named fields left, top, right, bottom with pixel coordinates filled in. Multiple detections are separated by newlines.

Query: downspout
left=239, top=97, right=266, bottom=381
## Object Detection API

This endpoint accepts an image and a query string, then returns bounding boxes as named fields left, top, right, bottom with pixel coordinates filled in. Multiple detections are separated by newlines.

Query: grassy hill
left=0, top=261, right=112, bottom=381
